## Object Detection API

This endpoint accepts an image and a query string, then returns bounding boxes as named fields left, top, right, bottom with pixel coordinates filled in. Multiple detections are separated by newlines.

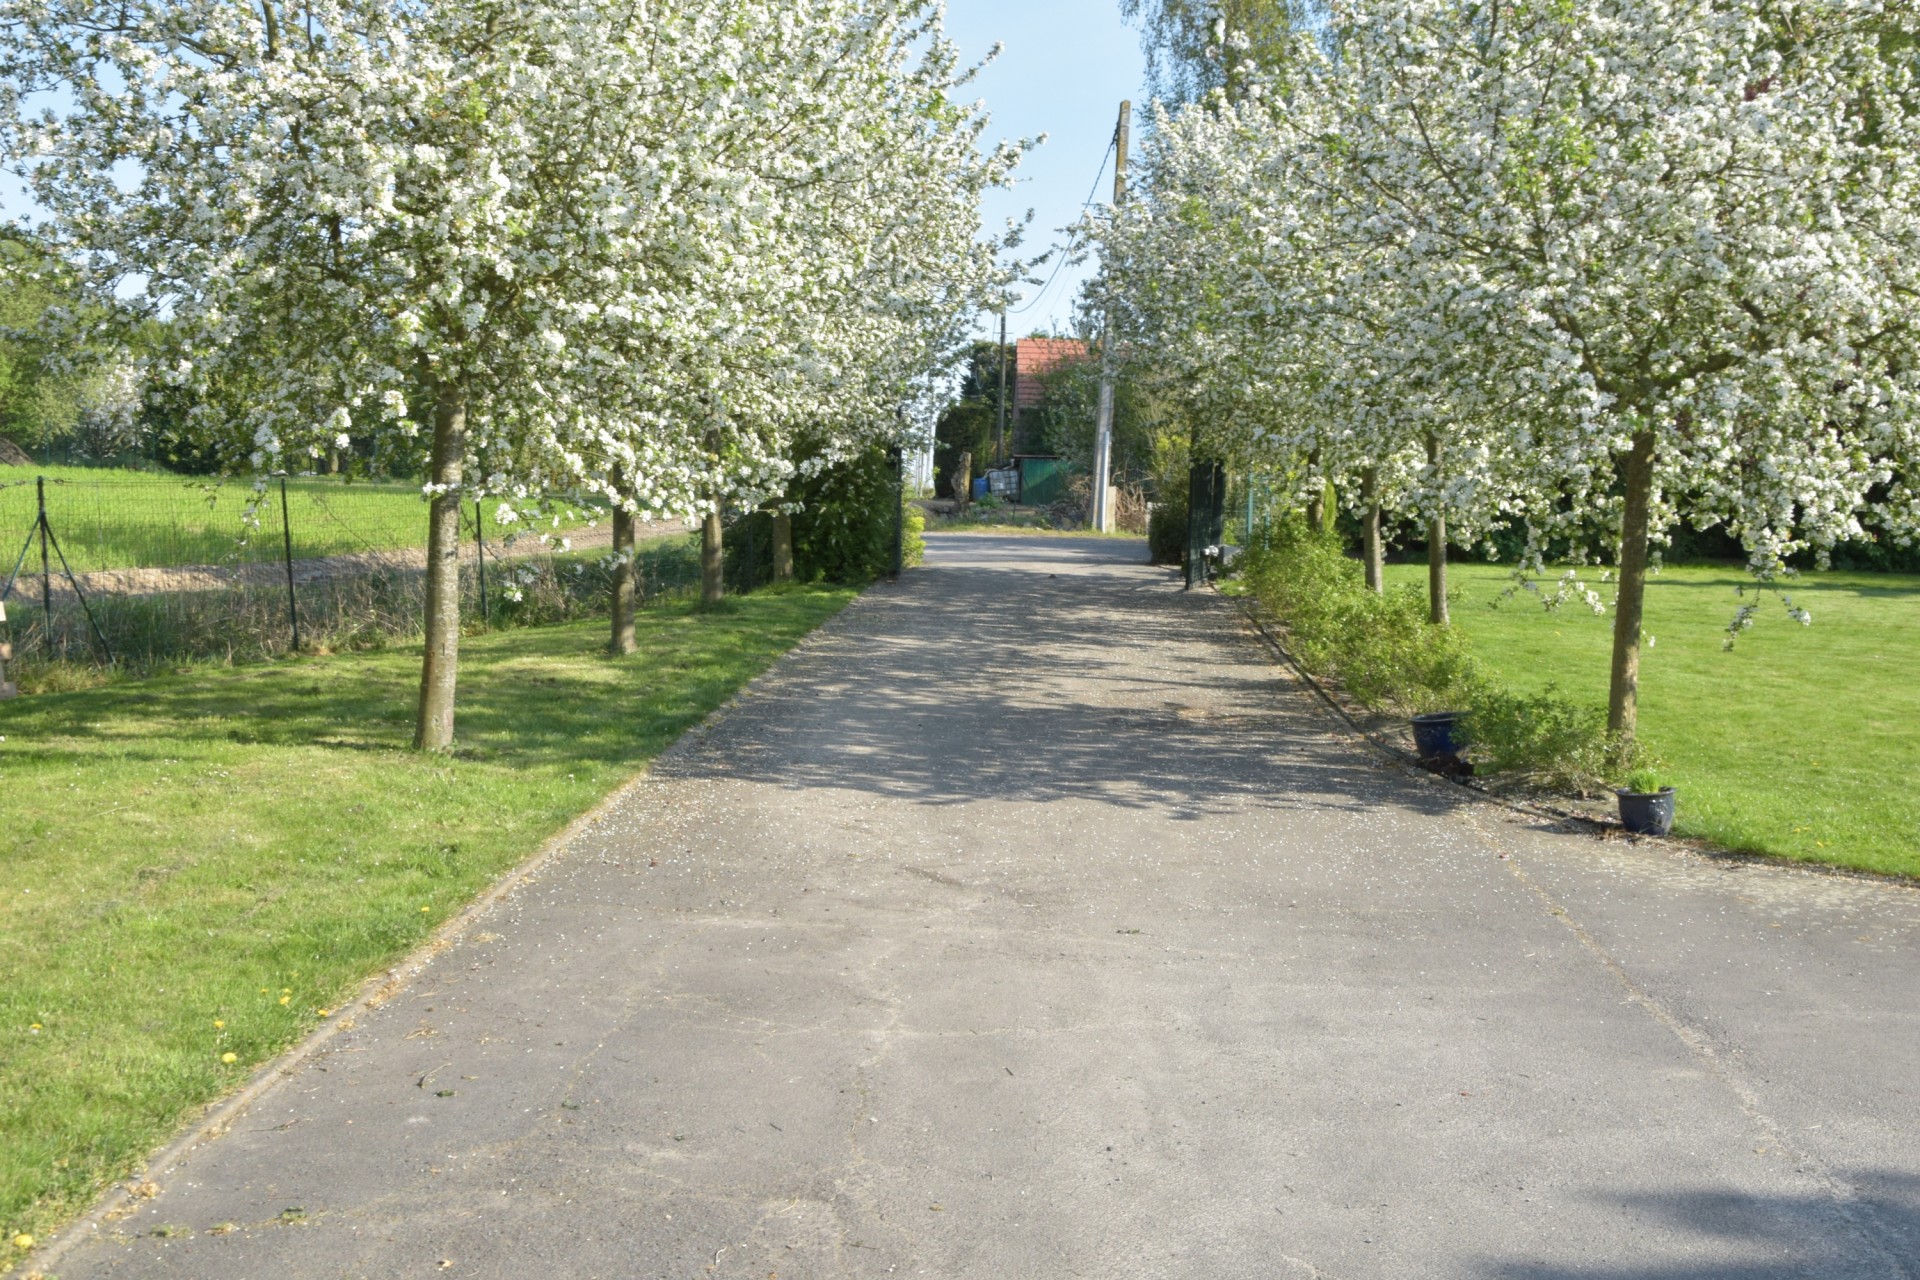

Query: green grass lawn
left=0, top=465, right=591, bottom=573
left=1385, top=560, right=1920, bottom=879
left=0, top=586, right=853, bottom=1263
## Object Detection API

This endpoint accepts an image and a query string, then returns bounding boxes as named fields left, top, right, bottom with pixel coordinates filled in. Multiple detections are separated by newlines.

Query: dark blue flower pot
left=1617, top=788, right=1676, bottom=836
left=1411, top=711, right=1467, bottom=761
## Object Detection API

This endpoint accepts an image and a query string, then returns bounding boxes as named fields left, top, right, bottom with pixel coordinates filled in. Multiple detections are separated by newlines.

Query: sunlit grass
left=1385, top=560, right=1920, bottom=879
left=0, top=465, right=597, bottom=571
left=0, top=586, right=853, bottom=1260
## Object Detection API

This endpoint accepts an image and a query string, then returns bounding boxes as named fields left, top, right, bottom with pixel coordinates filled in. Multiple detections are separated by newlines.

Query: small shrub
left=902, top=493, right=926, bottom=568
left=786, top=445, right=915, bottom=583
left=1242, top=520, right=1474, bottom=715
left=1464, top=682, right=1639, bottom=796
left=1148, top=489, right=1188, bottom=566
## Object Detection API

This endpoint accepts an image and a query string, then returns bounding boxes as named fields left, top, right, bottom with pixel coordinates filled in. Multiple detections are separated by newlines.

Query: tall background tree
left=1120, top=0, right=1319, bottom=101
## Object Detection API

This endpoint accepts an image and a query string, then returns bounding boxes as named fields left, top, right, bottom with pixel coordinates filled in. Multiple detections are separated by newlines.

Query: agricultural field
left=0, top=585, right=854, bottom=1252
left=0, top=465, right=597, bottom=574
left=1385, top=560, right=1920, bottom=879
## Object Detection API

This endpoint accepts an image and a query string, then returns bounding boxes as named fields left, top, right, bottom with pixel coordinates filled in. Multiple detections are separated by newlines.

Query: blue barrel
left=1411, top=711, right=1467, bottom=760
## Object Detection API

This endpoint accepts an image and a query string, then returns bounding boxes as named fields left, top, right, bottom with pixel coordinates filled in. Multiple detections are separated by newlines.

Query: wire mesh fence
left=0, top=469, right=715, bottom=680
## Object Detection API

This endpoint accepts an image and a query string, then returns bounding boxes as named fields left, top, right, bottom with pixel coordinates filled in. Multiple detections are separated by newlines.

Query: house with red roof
left=1010, top=338, right=1093, bottom=453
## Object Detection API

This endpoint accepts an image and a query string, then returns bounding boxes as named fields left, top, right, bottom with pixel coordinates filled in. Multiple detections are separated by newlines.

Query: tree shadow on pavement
left=657, top=534, right=1465, bottom=824
left=1481, top=1170, right=1920, bottom=1280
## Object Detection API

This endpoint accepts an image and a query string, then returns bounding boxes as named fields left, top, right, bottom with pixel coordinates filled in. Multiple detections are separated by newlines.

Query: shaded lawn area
left=0, top=586, right=853, bottom=1258
left=1384, top=561, right=1920, bottom=879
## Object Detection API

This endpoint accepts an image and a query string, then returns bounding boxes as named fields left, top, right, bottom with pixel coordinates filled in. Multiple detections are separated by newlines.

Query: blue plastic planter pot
left=1617, top=788, right=1677, bottom=837
left=1411, top=711, right=1467, bottom=760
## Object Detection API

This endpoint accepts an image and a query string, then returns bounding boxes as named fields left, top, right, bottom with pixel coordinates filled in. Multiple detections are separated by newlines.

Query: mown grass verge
left=0, top=585, right=854, bottom=1265
left=1384, top=559, right=1920, bottom=880
left=1237, top=520, right=1919, bottom=879
left=0, top=464, right=579, bottom=570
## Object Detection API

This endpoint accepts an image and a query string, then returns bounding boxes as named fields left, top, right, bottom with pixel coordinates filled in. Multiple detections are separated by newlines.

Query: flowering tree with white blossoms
left=1, top=0, right=1017, bottom=745
left=1090, top=88, right=1513, bottom=619
left=1312, top=0, right=1920, bottom=742
left=1094, top=0, right=1920, bottom=749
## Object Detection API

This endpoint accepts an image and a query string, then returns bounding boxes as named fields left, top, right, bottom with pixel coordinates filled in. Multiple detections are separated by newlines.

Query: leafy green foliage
left=933, top=400, right=993, bottom=499
left=789, top=446, right=916, bottom=583
left=932, top=338, right=1011, bottom=491
left=1244, top=518, right=1635, bottom=794
left=1148, top=485, right=1188, bottom=565
left=1120, top=0, right=1309, bottom=102
left=1464, top=682, right=1636, bottom=796
left=1023, top=351, right=1162, bottom=484
left=1243, top=519, right=1476, bottom=714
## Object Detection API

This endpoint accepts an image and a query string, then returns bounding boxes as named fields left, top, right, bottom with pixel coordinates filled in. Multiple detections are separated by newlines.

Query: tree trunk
left=413, top=380, right=468, bottom=751
left=1305, top=448, right=1324, bottom=530
left=1607, top=429, right=1659, bottom=744
left=701, top=510, right=724, bottom=607
left=1427, top=434, right=1449, bottom=625
left=1361, top=467, right=1384, bottom=593
left=771, top=510, right=794, bottom=583
left=610, top=500, right=636, bottom=655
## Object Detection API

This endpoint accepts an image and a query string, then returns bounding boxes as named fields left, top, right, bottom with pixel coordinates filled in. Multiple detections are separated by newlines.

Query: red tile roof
left=1013, top=338, right=1093, bottom=411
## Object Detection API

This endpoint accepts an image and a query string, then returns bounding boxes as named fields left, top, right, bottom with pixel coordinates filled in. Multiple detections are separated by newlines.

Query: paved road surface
left=56, top=534, right=1920, bottom=1279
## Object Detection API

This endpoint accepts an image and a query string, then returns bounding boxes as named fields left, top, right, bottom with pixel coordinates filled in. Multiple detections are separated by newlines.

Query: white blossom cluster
left=1091, top=0, right=1920, bottom=575
left=0, top=0, right=1023, bottom=517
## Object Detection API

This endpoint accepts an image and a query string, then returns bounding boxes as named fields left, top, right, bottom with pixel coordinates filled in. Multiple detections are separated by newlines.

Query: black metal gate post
left=1184, top=460, right=1226, bottom=589
left=37, top=477, right=52, bottom=631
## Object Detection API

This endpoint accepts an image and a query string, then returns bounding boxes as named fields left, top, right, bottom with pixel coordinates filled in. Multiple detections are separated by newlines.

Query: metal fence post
left=279, top=476, right=300, bottom=651
left=473, top=499, right=488, bottom=621
left=37, top=477, right=52, bottom=636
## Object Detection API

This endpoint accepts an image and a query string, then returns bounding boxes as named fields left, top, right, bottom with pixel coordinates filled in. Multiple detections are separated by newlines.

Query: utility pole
left=995, top=310, right=1009, bottom=467
left=1091, top=100, right=1130, bottom=532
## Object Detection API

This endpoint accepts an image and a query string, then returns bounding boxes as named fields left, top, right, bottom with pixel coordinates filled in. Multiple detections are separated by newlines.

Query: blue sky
left=942, top=0, right=1148, bottom=339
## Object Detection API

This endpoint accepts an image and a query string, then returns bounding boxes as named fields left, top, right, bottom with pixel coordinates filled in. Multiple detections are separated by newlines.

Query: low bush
left=786, top=445, right=922, bottom=582
left=1148, top=487, right=1187, bottom=566
left=1242, top=518, right=1634, bottom=793
left=1242, top=520, right=1474, bottom=714
left=1463, top=681, right=1637, bottom=796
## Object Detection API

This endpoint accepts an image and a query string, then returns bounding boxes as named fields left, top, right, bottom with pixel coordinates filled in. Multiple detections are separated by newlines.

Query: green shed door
left=1019, top=457, right=1071, bottom=507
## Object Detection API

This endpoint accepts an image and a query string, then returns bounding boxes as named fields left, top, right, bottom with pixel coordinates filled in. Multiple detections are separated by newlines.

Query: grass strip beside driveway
left=0, top=586, right=854, bottom=1260
left=1384, top=561, right=1920, bottom=879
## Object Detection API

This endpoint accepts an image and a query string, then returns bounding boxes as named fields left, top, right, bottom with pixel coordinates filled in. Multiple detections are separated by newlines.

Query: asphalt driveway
left=52, top=533, right=1920, bottom=1279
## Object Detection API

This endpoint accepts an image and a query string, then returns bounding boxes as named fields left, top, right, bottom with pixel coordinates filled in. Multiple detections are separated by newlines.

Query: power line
left=1007, top=133, right=1118, bottom=318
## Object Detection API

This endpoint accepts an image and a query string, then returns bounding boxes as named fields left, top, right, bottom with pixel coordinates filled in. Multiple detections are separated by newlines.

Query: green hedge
left=1241, top=519, right=1635, bottom=794
left=1148, top=487, right=1187, bottom=566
